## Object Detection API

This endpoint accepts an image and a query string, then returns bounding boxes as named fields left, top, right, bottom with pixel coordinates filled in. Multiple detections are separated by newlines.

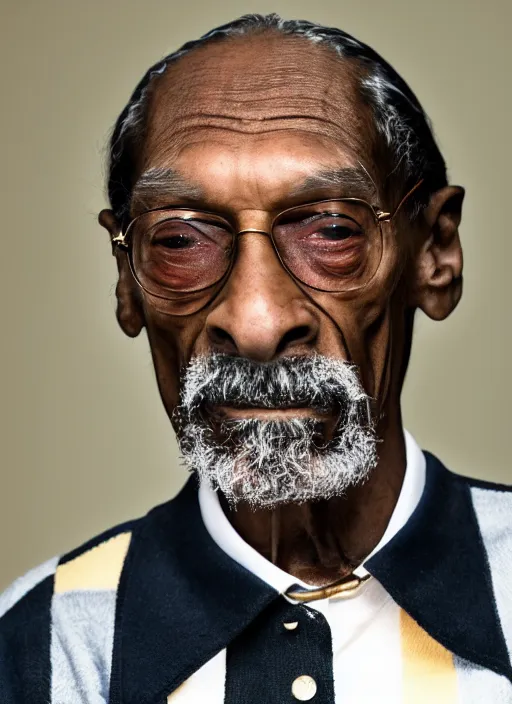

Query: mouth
left=199, top=402, right=342, bottom=447
left=213, top=406, right=329, bottom=421
left=203, top=401, right=337, bottom=423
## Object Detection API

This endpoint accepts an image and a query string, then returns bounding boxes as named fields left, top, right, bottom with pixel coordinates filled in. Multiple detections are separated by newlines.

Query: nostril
left=208, top=326, right=238, bottom=353
left=276, top=325, right=315, bottom=355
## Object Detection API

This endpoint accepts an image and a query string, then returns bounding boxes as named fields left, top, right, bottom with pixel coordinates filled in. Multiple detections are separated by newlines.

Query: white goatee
left=175, top=354, right=378, bottom=508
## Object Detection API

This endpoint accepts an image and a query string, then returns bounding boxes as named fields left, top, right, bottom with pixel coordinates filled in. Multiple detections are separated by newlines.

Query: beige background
left=1, top=0, right=510, bottom=590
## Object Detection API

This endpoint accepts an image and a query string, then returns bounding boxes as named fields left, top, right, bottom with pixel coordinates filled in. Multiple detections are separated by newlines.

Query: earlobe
left=411, top=186, right=465, bottom=321
left=115, top=261, right=145, bottom=338
left=98, top=209, right=145, bottom=338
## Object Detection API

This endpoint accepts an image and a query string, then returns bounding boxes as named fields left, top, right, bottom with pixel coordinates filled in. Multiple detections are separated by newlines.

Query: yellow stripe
left=54, top=532, right=131, bottom=593
left=400, top=609, right=458, bottom=704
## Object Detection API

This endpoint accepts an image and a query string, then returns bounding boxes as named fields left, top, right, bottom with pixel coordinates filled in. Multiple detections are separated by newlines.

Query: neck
left=222, top=414, right=407, bottom=586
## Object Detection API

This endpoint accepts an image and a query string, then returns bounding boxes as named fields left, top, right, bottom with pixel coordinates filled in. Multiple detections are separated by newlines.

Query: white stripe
left=51, top=591, right=117, bottom=703
left=332, top=588, right=403, bottom=703
left=471, top=487, right=512, bottom=663
left=167, top=649, right=226, bottom=702
left=0, top=555, right=59, bottom=619
left=455, top=655, right=512, bottom=703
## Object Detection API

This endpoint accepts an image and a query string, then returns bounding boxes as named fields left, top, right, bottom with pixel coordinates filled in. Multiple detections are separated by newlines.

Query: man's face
left=112, top=34, right=425, bottom=506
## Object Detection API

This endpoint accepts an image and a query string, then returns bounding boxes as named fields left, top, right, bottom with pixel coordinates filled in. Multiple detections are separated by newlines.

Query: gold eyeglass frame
left=111, top=179, right=424, bottom=310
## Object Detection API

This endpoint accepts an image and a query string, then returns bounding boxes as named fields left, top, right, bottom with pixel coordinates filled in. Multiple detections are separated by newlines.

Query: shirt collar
left=198, top=429, right=426, bottom=592
left=112, top=452, right=511, bottom=704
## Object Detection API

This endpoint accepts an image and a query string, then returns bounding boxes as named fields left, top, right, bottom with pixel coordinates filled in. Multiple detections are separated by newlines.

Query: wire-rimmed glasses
left=112, top=180, right=423, bottom=316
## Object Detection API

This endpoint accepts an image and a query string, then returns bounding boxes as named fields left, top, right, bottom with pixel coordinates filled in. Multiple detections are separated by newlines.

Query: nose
left=205, top=233, right=319, bottom=361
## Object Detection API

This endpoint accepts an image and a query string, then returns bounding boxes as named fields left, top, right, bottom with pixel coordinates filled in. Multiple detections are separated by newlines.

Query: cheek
left=309, top=256, right=402, bottom=400
left=145, top=309, right=206, bottom=416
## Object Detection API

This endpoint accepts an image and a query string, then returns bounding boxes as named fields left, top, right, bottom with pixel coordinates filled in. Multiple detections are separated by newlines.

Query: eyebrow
left=131, top=167, right=205, bottom=213
left=130, top=164, right=379, bottom=215
left=288, top=167, right=378, bottom=203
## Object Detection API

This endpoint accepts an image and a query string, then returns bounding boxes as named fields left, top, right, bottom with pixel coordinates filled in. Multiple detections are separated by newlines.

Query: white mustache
left=179, top=354, right=371, bottom=412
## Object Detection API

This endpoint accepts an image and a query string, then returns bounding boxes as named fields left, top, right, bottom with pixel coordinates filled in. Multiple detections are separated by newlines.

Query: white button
left=291, top=675, right=317, bottom=700
left=283, top=621, right=299, bottom=631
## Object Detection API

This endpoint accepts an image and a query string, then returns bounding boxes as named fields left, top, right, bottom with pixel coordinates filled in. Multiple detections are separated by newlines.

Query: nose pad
left=205, top=233, right=320, bottom=362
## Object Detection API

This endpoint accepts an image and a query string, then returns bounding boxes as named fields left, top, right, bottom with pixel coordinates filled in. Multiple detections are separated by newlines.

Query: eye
left=310, top=223, right=362, bottom=241
left=158, top=233, right=198, bottom=249
left=148, top=218, right=232, bottom=252
left=300, top=214, right=364, bottom=245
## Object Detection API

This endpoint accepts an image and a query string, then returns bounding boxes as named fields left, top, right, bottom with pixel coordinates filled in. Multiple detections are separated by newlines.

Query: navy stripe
left=0, top=575, right=54, bottom=703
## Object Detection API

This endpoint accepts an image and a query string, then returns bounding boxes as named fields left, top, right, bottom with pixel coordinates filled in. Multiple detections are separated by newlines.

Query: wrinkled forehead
left=140, top=33, right=378, bottom=173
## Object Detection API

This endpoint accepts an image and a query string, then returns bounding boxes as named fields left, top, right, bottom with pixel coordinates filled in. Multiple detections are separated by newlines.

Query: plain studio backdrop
left=1, top=0, right=510, bottom=590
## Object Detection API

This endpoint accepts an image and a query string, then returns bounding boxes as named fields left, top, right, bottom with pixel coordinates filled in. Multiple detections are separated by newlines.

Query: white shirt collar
left=198, top=429, right=426, bottom=596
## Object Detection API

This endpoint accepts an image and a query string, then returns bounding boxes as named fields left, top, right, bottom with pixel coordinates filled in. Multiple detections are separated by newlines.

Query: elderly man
left=1, top=13, right=511, bottom=703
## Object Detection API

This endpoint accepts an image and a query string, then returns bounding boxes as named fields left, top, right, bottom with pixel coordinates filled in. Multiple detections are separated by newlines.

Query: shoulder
left=463, top=473, right=512, bottom=563
left=430, top=455, right=512, bottom=646
left=0, top=555, right=59, bottom=625
left=448, top=464, right=512, bottom=541
left=0, top=481, right=197, bottom=701
left=440, top=454, right=512, bottom=548
left=0, top=516, right=141, bottom=626
left=424, top=450, right=512, bottom=530
left=0, top=513, right=145, bottom=699
left=462, top=474, right=512, bottom=655
left=0, top=480, right=197, bottom=633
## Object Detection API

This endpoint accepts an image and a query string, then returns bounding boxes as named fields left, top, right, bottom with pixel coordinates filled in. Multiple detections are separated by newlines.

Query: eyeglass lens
left=127, top=200, right=382, bottom=312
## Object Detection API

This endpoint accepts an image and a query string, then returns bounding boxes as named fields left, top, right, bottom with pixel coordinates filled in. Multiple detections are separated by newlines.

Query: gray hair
left=106, top=14, right=447, bottom=224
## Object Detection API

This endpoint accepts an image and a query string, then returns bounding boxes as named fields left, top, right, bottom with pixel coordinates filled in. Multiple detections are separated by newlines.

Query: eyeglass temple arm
left=376, top=178, right=425, bottom=222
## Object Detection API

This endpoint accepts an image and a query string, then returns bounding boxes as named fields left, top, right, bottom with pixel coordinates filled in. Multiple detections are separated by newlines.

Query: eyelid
left=142, top=213, right=233, bottom=236
left=158, top=207, right=233, bottom=227
left=276, top=212, right=362, bottom=230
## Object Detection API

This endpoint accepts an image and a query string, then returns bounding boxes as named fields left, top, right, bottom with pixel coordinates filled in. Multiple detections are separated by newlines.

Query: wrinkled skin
left=100, top=34, right=464, bottom=584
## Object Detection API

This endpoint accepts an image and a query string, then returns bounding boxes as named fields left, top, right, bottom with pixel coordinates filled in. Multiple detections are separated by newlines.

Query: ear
left=411, top=186, right=465, bottom=321
left=98, top=209, right=145, bottom=338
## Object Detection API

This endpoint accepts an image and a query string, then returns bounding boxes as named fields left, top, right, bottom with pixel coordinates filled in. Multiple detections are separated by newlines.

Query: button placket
left=224, top=598, right=334, bottom=703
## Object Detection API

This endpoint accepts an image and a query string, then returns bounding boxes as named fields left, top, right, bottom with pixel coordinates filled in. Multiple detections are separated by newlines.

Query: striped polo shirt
left=1, top=445, right=511, bottom=702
